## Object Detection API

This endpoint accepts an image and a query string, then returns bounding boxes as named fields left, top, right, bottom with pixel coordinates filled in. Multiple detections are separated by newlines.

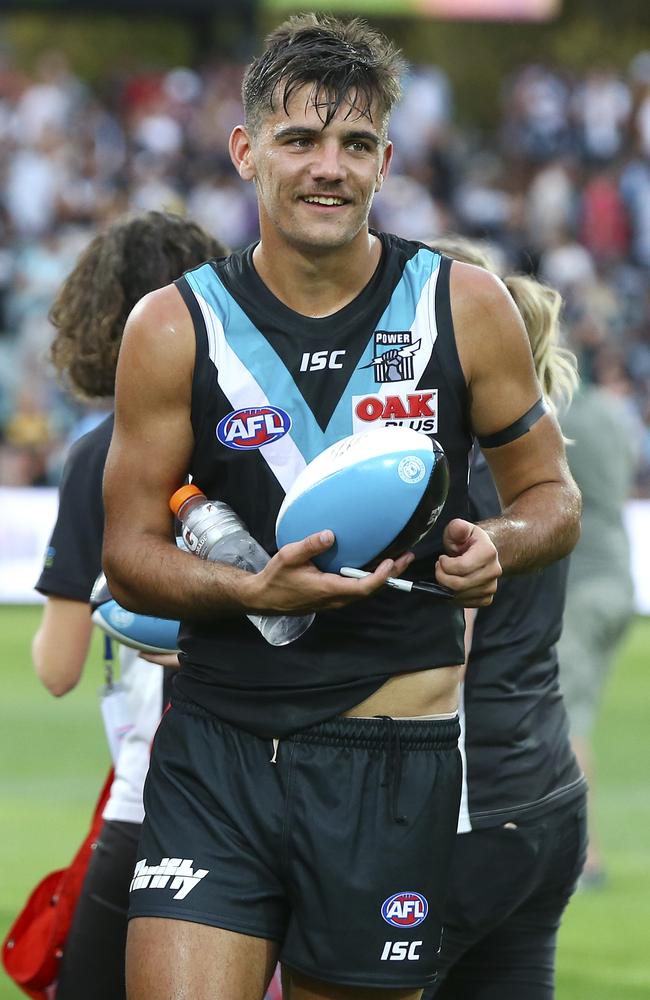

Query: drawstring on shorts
left=376, top=716, right=408, bottom=825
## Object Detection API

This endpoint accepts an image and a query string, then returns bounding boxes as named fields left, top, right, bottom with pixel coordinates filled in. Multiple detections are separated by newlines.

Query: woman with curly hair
left=31, top=210, right=226, bottom=1000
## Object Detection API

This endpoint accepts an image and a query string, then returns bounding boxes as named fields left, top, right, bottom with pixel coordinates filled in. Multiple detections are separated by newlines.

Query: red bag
left=2, top=770, right=114, bottom=999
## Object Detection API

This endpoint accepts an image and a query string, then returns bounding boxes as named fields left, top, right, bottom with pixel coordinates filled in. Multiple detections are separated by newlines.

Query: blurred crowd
left=1, top=48, right=650, bottom=492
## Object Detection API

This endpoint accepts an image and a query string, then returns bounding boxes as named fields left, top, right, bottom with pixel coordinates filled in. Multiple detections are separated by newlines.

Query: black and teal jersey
left=173, top=232, right=472, bottom=738
left=456, top=449, right=585, bottom=831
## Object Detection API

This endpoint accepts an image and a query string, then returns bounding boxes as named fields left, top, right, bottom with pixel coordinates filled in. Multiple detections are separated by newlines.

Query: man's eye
left=348, top=141, right=371, bottom=153
left=291, top=137, right=312, bottom=148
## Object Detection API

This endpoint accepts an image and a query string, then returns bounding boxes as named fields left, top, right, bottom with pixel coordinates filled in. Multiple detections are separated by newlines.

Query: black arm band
left=477, top=397, right=548, bottom=449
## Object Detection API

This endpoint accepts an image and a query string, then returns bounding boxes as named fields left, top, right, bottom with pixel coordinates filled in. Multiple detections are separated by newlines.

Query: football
left=275, top=427, right=449, bottom=573
left=90, top=573, right=180, bottom=655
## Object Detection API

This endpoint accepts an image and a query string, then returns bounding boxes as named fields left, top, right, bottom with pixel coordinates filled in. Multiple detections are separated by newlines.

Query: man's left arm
left=435, top=262, right=581, bottom=601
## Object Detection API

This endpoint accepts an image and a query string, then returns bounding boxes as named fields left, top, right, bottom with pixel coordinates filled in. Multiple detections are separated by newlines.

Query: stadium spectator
left=31, top=210, right=225, bottom=1000
left=558, top=369, right=641, bottom=887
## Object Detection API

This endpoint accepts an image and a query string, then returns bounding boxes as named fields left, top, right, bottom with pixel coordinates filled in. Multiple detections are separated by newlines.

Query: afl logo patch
left=216, top=406, right=291, bottom=450
left=381, top=891, right=428, bottom=928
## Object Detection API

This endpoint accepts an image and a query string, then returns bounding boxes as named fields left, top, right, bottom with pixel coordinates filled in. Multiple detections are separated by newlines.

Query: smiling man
left=102, top=14, right=581, bottom=1000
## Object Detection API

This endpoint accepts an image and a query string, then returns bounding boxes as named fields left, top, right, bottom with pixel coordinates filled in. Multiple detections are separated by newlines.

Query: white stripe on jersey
left=191, top=289, right=307, bottom=494
left=456, top=680, right=472, bottom=833
left=376, top=258, right=440, bottom=405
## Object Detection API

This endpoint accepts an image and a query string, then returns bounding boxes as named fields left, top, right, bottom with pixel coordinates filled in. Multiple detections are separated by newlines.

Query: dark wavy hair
left=49, top=211, right=226, bottom=400
left=242, top=13, right=405, bottom=139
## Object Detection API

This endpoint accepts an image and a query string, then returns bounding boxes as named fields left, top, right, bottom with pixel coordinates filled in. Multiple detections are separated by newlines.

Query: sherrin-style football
left=90, top=573, right=180, bottom=655
left=275, top=427, right=449, bottom=573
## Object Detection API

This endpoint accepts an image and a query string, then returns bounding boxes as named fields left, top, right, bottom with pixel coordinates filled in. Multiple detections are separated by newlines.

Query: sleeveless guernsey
left=173, top=233, right=472, bottom=738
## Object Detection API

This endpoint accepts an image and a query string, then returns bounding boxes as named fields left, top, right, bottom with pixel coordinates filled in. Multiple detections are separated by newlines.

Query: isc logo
left=299, top=350, right=346, bottom=372
left=216, top=406, right=291, bottom=451
left=381, top=891, right=428, bottom=928
left=380, top=941, right=423, bottom=961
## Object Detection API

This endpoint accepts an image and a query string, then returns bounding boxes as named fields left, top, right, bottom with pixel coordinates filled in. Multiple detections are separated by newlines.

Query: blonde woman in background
left=422, top=237, right=587, bottom=1000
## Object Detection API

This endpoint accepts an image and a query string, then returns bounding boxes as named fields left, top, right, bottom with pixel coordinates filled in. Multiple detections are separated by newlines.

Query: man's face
left=234, top=84, right=392, bottom=252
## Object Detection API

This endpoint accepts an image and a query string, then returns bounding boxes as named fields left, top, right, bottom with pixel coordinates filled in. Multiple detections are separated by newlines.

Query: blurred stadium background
left=1, top=0, right=649, bottom=996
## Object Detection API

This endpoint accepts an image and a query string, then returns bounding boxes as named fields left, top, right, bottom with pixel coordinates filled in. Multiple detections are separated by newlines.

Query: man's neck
left=252, top=228, right=382, bottom=319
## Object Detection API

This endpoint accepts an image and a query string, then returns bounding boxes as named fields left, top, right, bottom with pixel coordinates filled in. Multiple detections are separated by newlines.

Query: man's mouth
left=301, top=195, right=348, bottom=207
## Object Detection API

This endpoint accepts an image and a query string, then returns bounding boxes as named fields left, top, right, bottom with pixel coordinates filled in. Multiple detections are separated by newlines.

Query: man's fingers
left=277, top=530, right=336, bottom=565
left=443, top=518, right=475, bottom=555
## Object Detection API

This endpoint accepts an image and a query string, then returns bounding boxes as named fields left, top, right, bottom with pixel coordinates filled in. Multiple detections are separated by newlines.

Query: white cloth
left=102, top=647, right=164, bottom=824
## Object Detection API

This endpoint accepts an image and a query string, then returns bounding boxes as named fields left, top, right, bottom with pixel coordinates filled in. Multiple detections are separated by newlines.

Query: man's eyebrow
left=272, top=125, right=380, bottom=145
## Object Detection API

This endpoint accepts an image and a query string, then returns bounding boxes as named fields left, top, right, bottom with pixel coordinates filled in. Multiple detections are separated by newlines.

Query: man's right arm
left=103, top=286, right=412, bottom=621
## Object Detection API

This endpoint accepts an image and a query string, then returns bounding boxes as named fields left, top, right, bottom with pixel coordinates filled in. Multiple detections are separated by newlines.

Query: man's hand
left=241, top=530, right=416, bottom=615
left=434, top=519, right=501, bottom=607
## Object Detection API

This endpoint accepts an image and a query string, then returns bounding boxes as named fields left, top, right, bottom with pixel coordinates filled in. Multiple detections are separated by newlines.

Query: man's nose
left=310, top=140, right=346, bottom=182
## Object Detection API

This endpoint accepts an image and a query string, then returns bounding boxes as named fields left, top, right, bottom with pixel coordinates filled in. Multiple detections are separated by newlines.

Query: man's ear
left=229, top=125, right=256, bottom=181
left=375, top=140, right=393, bottom=193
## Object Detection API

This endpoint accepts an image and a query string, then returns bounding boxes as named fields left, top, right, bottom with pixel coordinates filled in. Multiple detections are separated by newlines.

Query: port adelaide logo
left=217, top=406, right=291, bottom=450
left=361, top=331, right=421, bottom=384
left=381, top=891, right=429, bottom=928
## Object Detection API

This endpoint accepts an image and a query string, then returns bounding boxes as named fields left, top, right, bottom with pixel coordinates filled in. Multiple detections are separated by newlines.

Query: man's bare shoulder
left=448, top=260, right=530, bottom=383
left=449, top=260, right=516, bottom=323
left=126, top=283, right=193, bottom=339
left=115, top=283, right=195, bottom=397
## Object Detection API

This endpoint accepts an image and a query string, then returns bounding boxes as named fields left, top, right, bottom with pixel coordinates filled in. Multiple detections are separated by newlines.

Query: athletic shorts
left=129, top=697, right=462, bottom=989
left=422, top=792, right=588, bottom=1000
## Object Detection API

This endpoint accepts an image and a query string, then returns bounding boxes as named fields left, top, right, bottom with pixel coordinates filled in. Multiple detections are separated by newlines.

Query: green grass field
left=1, top=606, right=649, bottom=998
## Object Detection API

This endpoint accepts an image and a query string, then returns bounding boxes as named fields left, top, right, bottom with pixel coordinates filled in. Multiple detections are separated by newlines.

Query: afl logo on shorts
left=216, top=406, right=292, bottom=450
left=381, top=891, right=428, bottom=928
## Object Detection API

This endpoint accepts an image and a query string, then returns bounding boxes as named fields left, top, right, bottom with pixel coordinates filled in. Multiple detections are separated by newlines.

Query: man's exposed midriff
left=344, top=664, right=462, bottom=718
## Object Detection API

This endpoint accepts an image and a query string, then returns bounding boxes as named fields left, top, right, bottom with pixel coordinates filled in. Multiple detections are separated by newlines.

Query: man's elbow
left=103, top=544, right=146, bottom=613
left=560, top=481, right=582, bottom=557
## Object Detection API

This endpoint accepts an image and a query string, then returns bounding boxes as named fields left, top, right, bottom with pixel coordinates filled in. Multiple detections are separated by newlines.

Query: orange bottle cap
left=169, top=483, right=205, bottom=516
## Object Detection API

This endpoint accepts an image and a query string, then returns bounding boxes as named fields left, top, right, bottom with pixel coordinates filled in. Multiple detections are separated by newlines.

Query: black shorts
left=129, top=698, right=461, bottom=989
left=423, top=792, right=588, bottom=1000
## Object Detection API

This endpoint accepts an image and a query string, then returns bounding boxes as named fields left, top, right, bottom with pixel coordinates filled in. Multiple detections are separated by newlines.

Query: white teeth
left=303, top=196, right=345, bottom=206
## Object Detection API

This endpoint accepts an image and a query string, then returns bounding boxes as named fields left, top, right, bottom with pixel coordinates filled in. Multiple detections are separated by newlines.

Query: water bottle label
left=183, top=527, right=199, bottom=552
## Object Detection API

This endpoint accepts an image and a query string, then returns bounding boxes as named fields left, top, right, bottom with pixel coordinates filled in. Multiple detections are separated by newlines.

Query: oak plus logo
left=130, top=858, right=209, bottom=900
left=351, top=390, right=438, bottom=435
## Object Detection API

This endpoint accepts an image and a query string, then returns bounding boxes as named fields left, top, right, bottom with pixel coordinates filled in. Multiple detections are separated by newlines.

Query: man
left=103, top=15, right=581, bottom=1000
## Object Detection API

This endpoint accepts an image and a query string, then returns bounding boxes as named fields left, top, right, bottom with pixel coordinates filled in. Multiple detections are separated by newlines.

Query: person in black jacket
left=423, top=236, right=587, bottom=1000
left=32, top=210, right=225, bottom=1000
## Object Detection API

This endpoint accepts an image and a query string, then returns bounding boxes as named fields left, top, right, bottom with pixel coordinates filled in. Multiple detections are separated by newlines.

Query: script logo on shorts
left=381, top=891, right=428, bottom=928
left=216, top=406, right=291, bottom=450
left=130, top=858, right=209, bottom=900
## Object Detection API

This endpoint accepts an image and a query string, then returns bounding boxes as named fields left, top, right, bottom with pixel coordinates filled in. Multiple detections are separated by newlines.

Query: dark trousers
left=425, top=793, right=587, bottom=1000
left=56, top=819, right=140, bottom=1000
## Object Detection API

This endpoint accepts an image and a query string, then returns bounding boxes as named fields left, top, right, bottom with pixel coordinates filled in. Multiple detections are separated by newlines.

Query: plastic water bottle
left=169, top=485, right=314, bottom=646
